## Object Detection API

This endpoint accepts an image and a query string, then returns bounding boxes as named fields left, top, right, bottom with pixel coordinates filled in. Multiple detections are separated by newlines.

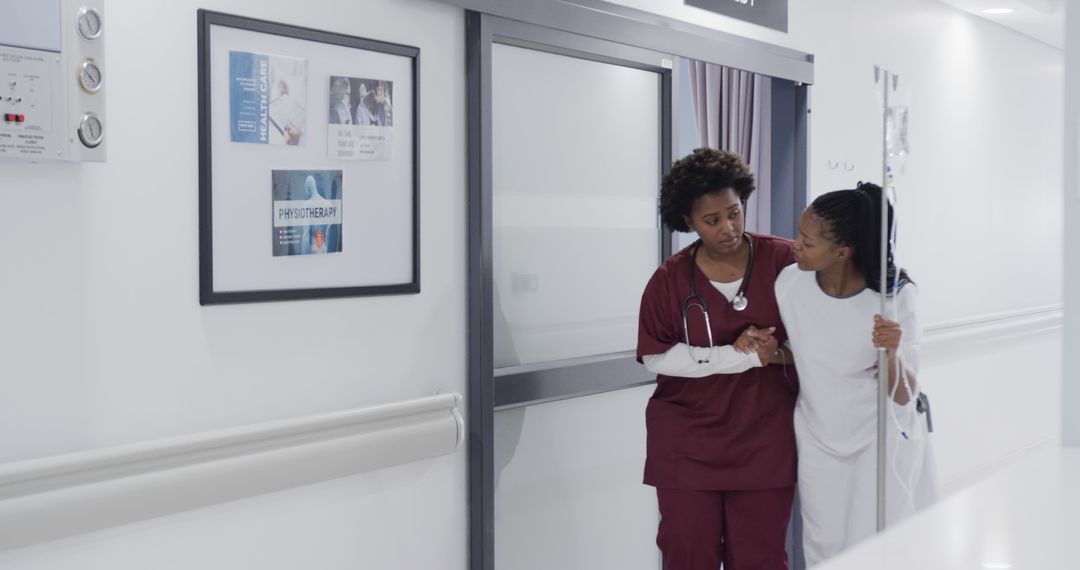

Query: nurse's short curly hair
left=660, top=148, right=755, bottom=233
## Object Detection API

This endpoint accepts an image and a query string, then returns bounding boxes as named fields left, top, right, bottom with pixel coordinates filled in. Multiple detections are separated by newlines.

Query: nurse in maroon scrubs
left=637, top=148, right=797, bottom=570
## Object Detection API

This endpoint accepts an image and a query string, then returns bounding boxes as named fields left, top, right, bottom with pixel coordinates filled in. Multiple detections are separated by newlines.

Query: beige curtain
left=688, top=62, right=772, bottom=233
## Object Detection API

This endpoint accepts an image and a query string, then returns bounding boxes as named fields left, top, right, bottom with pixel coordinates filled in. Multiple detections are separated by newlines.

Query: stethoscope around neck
left=681, top=235, right=755, bottom=363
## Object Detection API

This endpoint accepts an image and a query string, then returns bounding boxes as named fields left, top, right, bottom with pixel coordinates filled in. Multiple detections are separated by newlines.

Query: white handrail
left=924, top=304, right=1062, bottom=336
left=921, top=304, right=1062, bottom=355
left=0, top=392, right=464, bottom=552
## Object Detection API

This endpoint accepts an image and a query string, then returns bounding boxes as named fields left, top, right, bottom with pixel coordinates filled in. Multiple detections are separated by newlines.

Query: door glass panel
left=491, top=43, right=660, bottom=368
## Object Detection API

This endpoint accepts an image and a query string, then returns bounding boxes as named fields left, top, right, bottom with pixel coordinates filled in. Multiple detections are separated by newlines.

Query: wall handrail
left=924, top=303, right=1062, bottom=335
left=0, top=392, right=464, bottom=552
left=922, top=304, right=1063, bottom=354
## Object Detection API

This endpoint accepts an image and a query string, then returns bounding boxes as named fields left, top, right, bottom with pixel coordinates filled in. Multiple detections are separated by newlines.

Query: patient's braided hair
left=809, top=182, right=912, bottom=294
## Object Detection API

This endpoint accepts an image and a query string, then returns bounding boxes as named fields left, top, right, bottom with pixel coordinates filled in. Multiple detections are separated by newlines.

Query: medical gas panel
left=0, top=0, right=105, bottom=162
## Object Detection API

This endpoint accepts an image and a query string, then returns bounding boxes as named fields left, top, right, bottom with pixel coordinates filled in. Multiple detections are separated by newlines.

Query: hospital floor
left=813, top=442, right=1080, bottom=569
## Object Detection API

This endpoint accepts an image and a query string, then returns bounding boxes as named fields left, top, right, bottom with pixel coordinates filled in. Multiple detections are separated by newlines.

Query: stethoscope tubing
left=682, top=235, right=754, bottom=349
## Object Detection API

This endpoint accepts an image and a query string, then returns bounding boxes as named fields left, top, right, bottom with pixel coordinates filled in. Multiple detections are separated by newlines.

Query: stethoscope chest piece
left=681, top=236, right=756, bottom=362
left=687, top=236, right=754, bottom=313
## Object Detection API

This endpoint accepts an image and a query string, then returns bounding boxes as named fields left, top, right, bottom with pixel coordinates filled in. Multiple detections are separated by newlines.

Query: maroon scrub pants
left=656, top=486, right=795, bottom=570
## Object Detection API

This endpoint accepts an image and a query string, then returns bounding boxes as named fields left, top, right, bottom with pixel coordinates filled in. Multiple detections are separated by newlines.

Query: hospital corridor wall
left=0, top=0, right=469, bottom=568
left=0, top=1, right=1065, bottom=570
left=1054, top=9, right=1080, bottom=562
left=1067, top=0, right=1080, bottom=449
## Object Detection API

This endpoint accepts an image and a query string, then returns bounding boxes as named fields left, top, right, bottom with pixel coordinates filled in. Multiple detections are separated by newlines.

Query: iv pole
left=873, top=64, right=896, bottom=534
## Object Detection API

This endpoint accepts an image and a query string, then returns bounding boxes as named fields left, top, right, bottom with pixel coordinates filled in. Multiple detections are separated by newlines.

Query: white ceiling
left=937, top=0, right=1063, bottom=48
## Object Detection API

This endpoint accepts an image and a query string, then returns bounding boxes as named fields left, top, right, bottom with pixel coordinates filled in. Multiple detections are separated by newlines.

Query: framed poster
left=198, top=10, right=419, bottom=304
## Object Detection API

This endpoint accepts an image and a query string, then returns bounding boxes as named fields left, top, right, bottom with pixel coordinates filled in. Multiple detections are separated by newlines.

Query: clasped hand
left=733, top=325, right=780, bottom=365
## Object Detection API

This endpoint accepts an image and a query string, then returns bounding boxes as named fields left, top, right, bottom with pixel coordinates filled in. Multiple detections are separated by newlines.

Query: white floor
left=815, top=443, right=1080, bottom=570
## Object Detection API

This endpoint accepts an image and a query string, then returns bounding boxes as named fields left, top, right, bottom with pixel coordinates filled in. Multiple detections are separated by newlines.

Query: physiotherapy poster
left=271, top=170, right=344, bottom=257
left=327, top=76, right=394, bottom=160
left=229, top=51, right=309, bottom=145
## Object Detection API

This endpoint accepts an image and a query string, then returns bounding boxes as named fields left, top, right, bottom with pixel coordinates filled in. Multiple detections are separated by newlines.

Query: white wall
left=1065, top=2, right=1079, bottom=447
left=0, top=0, right=467, bottom=568
left=0, top=0, right=1065, bottom=566
left=613, top=0, right=1064, bottom=491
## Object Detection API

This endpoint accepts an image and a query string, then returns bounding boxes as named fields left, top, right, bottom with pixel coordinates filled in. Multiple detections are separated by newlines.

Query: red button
left=16, top=115, right=24, bottom=123
left=3, top=114, right=12, bottom=122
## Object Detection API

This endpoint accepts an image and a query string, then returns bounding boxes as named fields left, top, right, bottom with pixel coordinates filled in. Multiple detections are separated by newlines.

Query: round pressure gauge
left=77, top=59, right=102, bottom=93
left=76, top=7, right=103, bottom=40
left=77, top=112, right=103, bottom=148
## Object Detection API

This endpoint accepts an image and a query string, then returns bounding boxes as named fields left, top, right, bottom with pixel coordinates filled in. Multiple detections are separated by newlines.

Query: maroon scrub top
left=637, top=232, right=798, bottom=490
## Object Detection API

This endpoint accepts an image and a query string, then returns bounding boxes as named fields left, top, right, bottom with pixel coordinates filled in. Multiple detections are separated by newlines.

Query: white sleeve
left=896, top=283, right=921, bottom=377
left=773, top=263, right=798, bottom=326
left=643, top=343, right=762, bottom=378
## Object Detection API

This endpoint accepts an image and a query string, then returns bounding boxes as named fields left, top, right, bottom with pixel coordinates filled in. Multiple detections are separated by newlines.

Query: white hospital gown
left=774, top=264, right=937, bottom=567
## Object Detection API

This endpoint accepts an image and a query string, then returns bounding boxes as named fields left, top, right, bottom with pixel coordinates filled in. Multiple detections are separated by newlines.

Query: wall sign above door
left=685, top=0, right=788, bottom=33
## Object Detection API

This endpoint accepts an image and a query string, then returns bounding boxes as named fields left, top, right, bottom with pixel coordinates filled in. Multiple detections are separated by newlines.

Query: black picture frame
left=197, top=10, right=420, bottom=305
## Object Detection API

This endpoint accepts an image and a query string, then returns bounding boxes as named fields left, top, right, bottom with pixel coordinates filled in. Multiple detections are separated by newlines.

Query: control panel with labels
left=0, top=0, right=105, bottom=162
left=0, top=44, right=64, bottom=159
